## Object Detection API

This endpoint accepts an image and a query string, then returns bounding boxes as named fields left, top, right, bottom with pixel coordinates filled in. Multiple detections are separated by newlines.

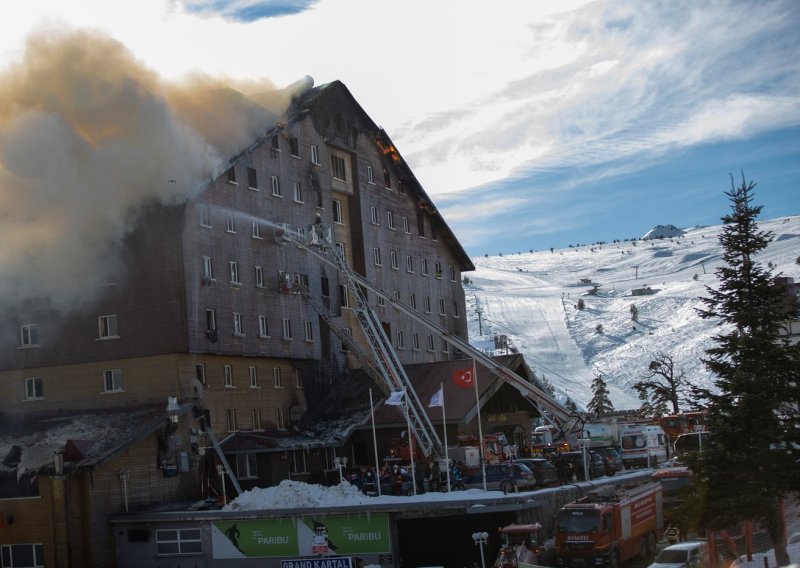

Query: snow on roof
left=0, top=404, right=173, bottom=479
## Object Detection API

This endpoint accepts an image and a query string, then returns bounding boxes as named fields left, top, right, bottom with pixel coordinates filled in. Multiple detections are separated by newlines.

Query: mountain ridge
left=465, top=215, right=800, bottom=410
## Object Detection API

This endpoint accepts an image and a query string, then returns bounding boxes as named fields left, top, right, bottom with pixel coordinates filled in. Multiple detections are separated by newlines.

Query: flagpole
left=473, top=359, right=487, bottom=491
left=405, top=392, right=417, bottom=495
left=369, top=388, right=381, bottom=496
left=441, top=381, right=451, bottom=492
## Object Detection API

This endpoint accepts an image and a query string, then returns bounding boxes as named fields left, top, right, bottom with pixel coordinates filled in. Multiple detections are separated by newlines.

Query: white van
left=648, top=541, right=707, bottom=568
left=619, top=424, right=669, bottom=468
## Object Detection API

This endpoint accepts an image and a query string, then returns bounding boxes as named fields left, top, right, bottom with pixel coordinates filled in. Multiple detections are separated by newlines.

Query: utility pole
left=475, top=296, right=484, bottom=336
left=634, top=265, right=639, bottom=279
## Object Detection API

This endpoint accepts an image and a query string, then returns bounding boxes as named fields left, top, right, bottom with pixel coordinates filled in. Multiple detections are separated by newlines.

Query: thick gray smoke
left=0, top=27, right=307, bottom=314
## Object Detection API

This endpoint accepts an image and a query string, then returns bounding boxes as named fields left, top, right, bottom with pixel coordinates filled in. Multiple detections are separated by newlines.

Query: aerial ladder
left=277, top=222, right=443, bottom=459
left=274, top=221, right=574, bottom=457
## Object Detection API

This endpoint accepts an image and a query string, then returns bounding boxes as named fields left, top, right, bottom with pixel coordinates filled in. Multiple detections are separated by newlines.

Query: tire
left=501, top=480, right=518, bottom=494
left=646, top=532, right=657, bottom=557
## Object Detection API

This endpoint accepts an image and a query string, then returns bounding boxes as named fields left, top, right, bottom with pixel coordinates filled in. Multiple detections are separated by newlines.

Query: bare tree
left=632, top=353, right=689, bottom=414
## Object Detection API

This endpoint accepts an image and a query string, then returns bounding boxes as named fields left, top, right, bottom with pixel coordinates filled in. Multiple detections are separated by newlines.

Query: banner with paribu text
left=212, top=514, right=391, bottom=559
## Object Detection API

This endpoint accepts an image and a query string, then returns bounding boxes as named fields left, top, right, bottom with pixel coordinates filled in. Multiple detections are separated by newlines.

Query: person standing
left=430, top=460, right=441, bottom=492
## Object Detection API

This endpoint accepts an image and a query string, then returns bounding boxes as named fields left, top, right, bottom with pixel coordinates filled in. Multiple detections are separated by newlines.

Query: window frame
left=103, top=368, right=123, bottom=392
left=272, top=367, right=283, bottom=388
left=271, top=175, right=281, bottom=197
left=20, top=324, right=39, bottom=347
left=251, top=220, right=261, bottom=239
left=248, top=366, right=259, bottom=388
left=203, top=256, right=214, bottom=280
left=330, top=154, right=347, bottom=181
left=282, top=318, right=293, bottom=340
left=258, top=315, right=269, bottom=338
left=310, top=145, right=320, bottom=165
left=229, top=261, right=240, bottom=284
left=304, top=320, right=314, bottom=342
left=233, top=312, right=243, bottom=336
left=199, top=205, right=211, bottom=228
left=226, top=212, right=236, bottom=233
left=247, top=166, right=258, bottom=190
left=25, top=377, right=44, bottom=400
left=254, top=265, right=264, bottom=287
left=373, top=247, right=382, bottom=266
left=1, top=543, right=45, bottom=567
left=333, top=199, right=343, bottom=224
left=293, top=181, right=303, bottom=203
left=386, top=211, right=395, bottom=230
left=224, top=364, right=233, bottom=388
left=98, top=314, right=119, bottom=340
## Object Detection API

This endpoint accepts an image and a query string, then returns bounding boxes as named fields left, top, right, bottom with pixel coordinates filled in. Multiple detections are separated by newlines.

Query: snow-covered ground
left=465, top=215, right=800, bottom=410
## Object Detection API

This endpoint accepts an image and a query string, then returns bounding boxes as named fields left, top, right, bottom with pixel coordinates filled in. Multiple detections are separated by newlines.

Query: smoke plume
left=0, top=27, right=306, bottom=315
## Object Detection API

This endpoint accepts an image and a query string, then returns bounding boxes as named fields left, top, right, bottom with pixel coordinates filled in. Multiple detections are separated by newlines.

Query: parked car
left=647, top=541, right=707, bottom=568
left=558, top=451, right=606, bottom=481
left=463, top=463, right=538, bottom=493
left=591, top=445, right=624, bottom=476
left=513, top=458, right=560, bottom=487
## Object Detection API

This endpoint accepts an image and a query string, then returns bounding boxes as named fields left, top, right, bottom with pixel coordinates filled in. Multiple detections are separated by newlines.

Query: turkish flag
left=452, top=367, right=474, bottom=389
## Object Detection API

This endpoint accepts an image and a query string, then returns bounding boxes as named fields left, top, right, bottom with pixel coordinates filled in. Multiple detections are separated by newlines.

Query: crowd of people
left=346, top=459, right=471, bottom=496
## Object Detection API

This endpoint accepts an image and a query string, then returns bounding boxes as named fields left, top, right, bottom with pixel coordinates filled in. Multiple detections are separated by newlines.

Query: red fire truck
left=555, top=482, right=663, bottom=568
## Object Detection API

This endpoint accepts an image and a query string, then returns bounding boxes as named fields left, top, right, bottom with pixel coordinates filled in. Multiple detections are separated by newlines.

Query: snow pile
left=225, top=480, right=373, bottom=510
left=642, top=224, right=684, bottom=239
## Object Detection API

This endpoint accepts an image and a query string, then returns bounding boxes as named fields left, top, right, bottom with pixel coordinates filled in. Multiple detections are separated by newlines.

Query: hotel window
left=103, top=369, right=123, bottom=392
left=249, top=366, right=258, bottom=388
left=271, top=175, right=281, bottom=196
left=373, top=248, right=382, bottom=266
left=276, top=408, right=286, bottom=430
left=397, top=330, right=405, bottom=349
left=409, top=293, right=417, bottom=310
left=20, top=324, right=39, bottom=347
left=203, top=256, right=214, bottom=280
left=383, top=167, right=391, bottom=188
left=225, top=212, right=236, bottom=233
left=442, top=338, right=450, bottom=353
left=247, top=167, right=258, bottom=189
left=427, top=334, right=435, bottom=352
left=304, top=320, right=314, bottom=342
left=340, top=327, right=352, bottom=352
left=449, top=265, right=456, bottom=281
left=406, top=255, right=414, bottom=273
left=378, top=295, right=386, bottom=308
left=421, top=258, right=429, bottom=276
left=453, top=301, right=460, bottom=318
left=227, top=409, right=237, bottom=431
left=258, top=315, right=269, bottom=338
left=254, top=265, right=264, bottom=287
left=293, top=182, right=303, bottom=202
left=289, top=137, right=299, bottom=157
left=236, top=453, right=257, bottom=480
left=199, top=205, right=211, bottom=227
left=25, top=377, right=44, bottom=400
left=226, top=167, right=237, bottom=184
left=439, top=298, right=446, bottom=315
left=393, top=290, right=400, bottom=302
left=282, top=318, right=293, bottom=340
left=403, top=216, right=410, bottom=234
left=386, top=211, right=395, bottom=230
left=233, top=312, right=243, bottom=336
left=98, top=315, right=119, bottom=339
left=271, top=135, right=280, bottom=154
left=370, top=206, right=379, bottom=225
left=252, top=409, right=262, bottom=430
left=333, top=199, right=343, bottom=224
left=390, top=250, right=398, bottom=270
left=196, top=364, right=206, bottom=385
left=206, top=309, right=217, bottom=331
left=412, top=333, right=420, bottom=351
left=366, top=164, right=374, bottom=184
left=335, top=241, right=346, bottom=262
left=417, top=211, right=425, bottom=237
left=295, top=369, right=304, bottom=388
left=331, top=154, right=347, bottom=181
left=229, top=261, right=240, bottom=284
left=251, top=221, right=261, bottom=239
left=435, top=261, right=443, bottom=279
left=0, top=543, right=44, bottom=567
left=338, top=284, right=351, bottom=308
left=224, top=364, right=233, bottom=387
left=311, top=145, right=319, bottom=165
left=424, top=296, right=432, bottom=313
left=272, top=367, right=282, bottom=388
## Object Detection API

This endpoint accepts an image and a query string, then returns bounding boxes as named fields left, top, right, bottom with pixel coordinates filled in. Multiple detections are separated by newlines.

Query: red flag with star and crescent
left=452, top=367, right=474, bottom=389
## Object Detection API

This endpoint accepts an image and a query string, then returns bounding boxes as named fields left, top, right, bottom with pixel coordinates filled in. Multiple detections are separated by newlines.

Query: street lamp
left=472, top=531, right=489, bottom=568
left=334, top=456, right=348, bottom=483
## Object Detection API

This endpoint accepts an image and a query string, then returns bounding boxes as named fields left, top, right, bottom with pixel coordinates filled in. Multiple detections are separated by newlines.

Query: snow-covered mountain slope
left=465, top=216, right=800, bottom=411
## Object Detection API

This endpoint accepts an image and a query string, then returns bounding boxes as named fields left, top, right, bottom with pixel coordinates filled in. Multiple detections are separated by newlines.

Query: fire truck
left=555, top=482, right=663, bottom=568
left=494, top=523, right=546, bottom=568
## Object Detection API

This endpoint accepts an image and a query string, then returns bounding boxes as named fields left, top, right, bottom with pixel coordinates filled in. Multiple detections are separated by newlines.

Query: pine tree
left=586, top=375, right=614, bottom=417
left=689, top=174, right=800, bottom=565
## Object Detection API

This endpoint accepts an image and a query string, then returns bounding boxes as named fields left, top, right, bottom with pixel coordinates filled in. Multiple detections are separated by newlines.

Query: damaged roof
left=0, top=403, right=188, bottom=479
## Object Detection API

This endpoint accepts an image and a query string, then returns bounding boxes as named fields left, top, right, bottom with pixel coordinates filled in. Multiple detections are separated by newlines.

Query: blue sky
left=1, top=0, right=798, bottom=257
